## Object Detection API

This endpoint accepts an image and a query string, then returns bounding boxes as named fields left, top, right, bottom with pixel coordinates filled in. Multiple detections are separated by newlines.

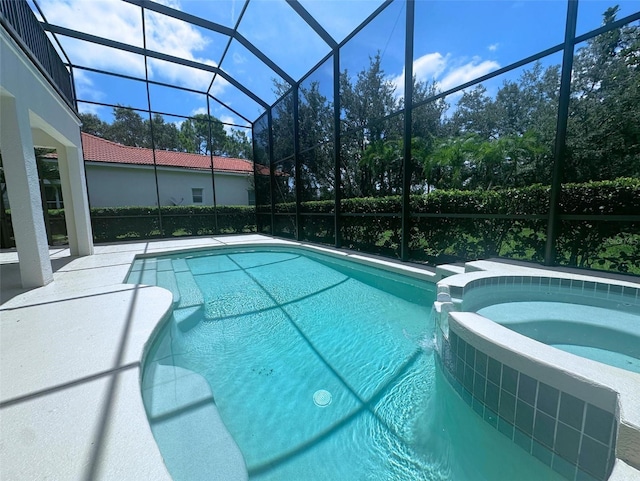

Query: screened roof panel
left=340, top=0, right=405, bottom=105
left=236, top=0, right=332, bottom=80
left=143, top=10, right=228, bottom=69
left=148, top=84, right=207, bottom=118
left=29, top=0, right=386, bottom=124
left=218, top=39, right=288, bottom=105
left=147, top=57, right=215, bottom=92
left=74, top=70, right=149, bottom=112
left=57, top=36, right=147, bottom=77
left=300, top=54, right=334, bottom=102
left=155, top=0, right=245, bottom=28
left=36, top=0, right=144, bottom=47
left=576, top=0, right=640, bottom=34
left=298, top=0, right=385, bottom=43
left=413, top=1, right=567, bottom=96
left=209, top=76, right=265, bottom=124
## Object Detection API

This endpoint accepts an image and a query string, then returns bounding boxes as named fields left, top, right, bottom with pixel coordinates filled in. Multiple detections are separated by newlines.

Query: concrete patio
left=0, top=235, right=276, bottom=480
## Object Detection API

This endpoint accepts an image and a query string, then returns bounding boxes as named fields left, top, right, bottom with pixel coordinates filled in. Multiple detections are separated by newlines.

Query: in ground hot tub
left=460, top=277, right=640, bottom=374
left=433, top=272, right=640, bottom=481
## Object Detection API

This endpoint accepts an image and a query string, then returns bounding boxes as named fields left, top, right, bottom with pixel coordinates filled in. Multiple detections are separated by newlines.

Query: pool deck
left=0, top=235, right=284, bottom=480
left=1, top=234, right=639, bottom=480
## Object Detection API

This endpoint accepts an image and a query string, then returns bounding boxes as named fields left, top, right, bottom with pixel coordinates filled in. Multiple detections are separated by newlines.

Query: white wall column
left=56, top=141, right=93, bottom=256
left=0, top=95, right=53, bottom=287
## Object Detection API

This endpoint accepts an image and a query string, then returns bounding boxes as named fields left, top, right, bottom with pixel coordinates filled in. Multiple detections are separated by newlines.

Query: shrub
left=87, top=205, right=256, bottom=242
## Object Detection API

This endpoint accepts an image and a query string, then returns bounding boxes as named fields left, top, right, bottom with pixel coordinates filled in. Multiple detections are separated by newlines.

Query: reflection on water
left=138, top=248, right=565, bottom=480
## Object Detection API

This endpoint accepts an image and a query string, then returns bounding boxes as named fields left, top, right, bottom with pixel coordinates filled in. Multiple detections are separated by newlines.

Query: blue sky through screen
left=31, top=0, right=640, bottom=130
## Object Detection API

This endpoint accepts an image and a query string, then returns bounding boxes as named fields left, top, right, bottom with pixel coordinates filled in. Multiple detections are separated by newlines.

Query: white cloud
left=145, top=10, right=208, bottom=58
left=438, top=58, right=500, bottom=92
left=219, top=115, right=239, bottom=134
left=40, top=0, right=227, bottom=94
left=390, top=52, right=499, bottom=98
left=488, top=43, right=500, bottom=52
left=77, top=102, right=103, bottom=116
left=232, top=51, right=247, bottom=65
left=40, top=0, right=143, bottom=46
left=73, top=69, right=106, bottom=104
left=41, top=0, right=146, bottom=78
left=391, top=52, right=448, bottom=97
left=191, top=107, right=208, bottom=116
left=147, top=58, right=216, bottom=92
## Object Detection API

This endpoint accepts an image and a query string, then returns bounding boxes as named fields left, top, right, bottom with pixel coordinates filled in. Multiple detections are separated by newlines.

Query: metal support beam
left=124, top=0, right=295, bottom=86
left=207, top=95, right=219, bottom=233
left=293, top=83, right=302, bottom=241
left=141, top=7, right=164, bottom=236
left=251, top=118, right=262, bottom=233
left=333, top=50, right=342, bottom=249
left=544, top=0, right=578, bottom=265
left=400, top=0, right=415, bottom=262
left=41, top=23, right=269, bottom=109
left=267, top=110, right=276, bottom=234
left=285, top=0, right=337, bottom=49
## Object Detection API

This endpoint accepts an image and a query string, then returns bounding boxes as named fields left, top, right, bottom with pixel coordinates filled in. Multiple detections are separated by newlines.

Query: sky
left=31, top=0, right=640, bottom=134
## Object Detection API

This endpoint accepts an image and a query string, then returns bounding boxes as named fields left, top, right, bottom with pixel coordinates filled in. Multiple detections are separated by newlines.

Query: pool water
left=477, top=300, right=640, bottom=374
left=133, top=248, right=564, bottom=481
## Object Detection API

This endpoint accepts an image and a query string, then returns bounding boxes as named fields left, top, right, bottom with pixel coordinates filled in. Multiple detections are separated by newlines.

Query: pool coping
left=0, top=235, right=285, bottom=480
left=1, top=235, right=638, bottom=480
left=435, top=268, right=640, bottom=480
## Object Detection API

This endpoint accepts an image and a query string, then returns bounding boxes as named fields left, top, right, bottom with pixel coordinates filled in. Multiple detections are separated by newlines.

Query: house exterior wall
left=1, top=26, right=93, bottom=287
left=85, top=163, right=253, bottom=207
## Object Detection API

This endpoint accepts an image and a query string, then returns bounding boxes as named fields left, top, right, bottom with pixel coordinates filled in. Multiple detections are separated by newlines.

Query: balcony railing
left=0, top=0, right=74, bottom=108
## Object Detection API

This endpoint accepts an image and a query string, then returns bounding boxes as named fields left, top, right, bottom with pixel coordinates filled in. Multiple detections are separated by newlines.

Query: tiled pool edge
left=438, top=317, right=617, bottom=481
left=460, top=276, right=640, bottom=310
left=435, top=308, right=640, bottom=481
left=125, top=240, right=638, bottom=481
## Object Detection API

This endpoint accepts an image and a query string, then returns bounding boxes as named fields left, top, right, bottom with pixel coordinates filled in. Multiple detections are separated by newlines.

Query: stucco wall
left=1, top=26, right=93, bottom=287
left=85, top=163, right=253, bottom=207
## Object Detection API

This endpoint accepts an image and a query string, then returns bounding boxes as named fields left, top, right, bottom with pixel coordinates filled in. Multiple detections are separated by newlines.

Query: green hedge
left=45, top=205, right=257, bottom=242
left=41, top=178, right=640, bottom=273
left=272, top=178, right=640, bottom=273
left=556, top=179, right=640, bottom=272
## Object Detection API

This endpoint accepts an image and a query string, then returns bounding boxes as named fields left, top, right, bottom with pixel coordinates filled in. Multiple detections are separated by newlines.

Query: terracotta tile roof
left=81, top=132, right=255, bottom=174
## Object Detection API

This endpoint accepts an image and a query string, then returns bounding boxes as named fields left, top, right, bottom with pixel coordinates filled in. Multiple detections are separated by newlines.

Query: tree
left=78, top=112, right=109, bottom=138
left=411, top=79, right=448, bottom=192
left=108, top=106, right=150, bottom=147
left=340, top=54, right=401, bottom=197
left=178, top=114, right=226, bottom=155
left=425, top=135, right=478, bottom=190
left=80, top=107, right=245, bottom=159
left=565, top=6, right=640, bottom=182
left=222, top=129, right=253, bottom=160
left=150, top=114, right=180, bottom=151
left=298, top=80, right=335, bottom=200
left=449, top=85, right=496, bottom=139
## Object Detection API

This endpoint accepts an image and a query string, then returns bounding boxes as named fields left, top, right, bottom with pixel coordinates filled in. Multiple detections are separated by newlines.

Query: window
left=248, top=189, right=256, bottom=206
left=192, top=188, right=203, bottom=204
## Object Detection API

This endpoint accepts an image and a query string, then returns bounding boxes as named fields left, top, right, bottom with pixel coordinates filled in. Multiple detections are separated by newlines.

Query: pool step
left=172, top=258, right=191, bottom=273
left=173, top=305, right=203, bottom=332
left=142, top=365, right=247, bottom=481
left=157, top=258, right=174, bottom=272
left=157, top=270, right=181, bottom=308
left=127, top=258, right=158, bottom=285
left=435, top=264, right=466, bottom=281
left=175, top=270, right=204, bottom=309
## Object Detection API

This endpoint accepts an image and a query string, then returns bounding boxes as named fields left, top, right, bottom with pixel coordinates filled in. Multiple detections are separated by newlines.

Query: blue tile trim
left=438, top=331, right=617, bottom=481
left=461, top=276, right=639, bottom=306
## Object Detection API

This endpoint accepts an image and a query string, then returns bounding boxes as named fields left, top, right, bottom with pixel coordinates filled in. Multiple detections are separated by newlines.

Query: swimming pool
left=131, top=247, right=564, bottom=480
left=460, top=279, right=640, bottom=374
